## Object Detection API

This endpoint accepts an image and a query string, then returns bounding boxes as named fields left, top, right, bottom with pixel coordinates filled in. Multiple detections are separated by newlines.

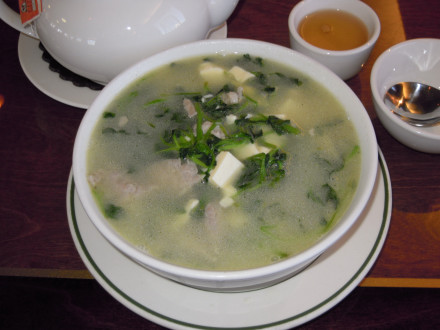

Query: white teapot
left=1, top=0, right=239, bottom=84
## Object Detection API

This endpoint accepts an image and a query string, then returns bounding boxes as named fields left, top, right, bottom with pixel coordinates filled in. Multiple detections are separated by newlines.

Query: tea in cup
left=288, top=0, right=380, bottom=80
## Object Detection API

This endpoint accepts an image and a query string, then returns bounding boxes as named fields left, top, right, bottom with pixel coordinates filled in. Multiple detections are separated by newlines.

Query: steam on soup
left=87, top=53, right=361, bottom=271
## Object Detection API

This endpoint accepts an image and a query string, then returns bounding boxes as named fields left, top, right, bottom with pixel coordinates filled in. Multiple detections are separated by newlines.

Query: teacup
left=288, top=0, right=380, bottom=80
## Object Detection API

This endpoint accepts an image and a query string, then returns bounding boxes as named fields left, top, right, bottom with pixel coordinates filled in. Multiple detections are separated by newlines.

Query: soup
left=87, top=53, right=361, bottom=271
left=298, top=9, right=369, bottom=51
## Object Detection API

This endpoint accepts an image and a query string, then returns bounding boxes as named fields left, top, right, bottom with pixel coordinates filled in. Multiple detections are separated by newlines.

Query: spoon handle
left=392, top=111, right=440, bottom=127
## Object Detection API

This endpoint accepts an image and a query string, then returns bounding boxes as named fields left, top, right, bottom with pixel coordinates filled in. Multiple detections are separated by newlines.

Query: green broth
left=87, top=54, right=361, bottom=271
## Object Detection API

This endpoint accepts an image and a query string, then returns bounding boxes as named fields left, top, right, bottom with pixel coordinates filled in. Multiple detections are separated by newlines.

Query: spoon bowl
left=384, top=82, right=440, bottom=127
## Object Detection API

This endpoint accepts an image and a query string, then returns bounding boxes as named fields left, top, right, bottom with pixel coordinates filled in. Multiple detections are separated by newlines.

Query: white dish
left=371, top=38, right=440, bottom=153
left=66, top=150, right=391, bottom=329
left=17, top=23, right=228, bottom=109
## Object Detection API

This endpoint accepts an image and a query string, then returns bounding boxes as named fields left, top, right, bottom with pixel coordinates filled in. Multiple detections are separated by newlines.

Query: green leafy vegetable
left=250, top=71, right=303, bottom=94
left=104, top=204, right=123, bottom=219
left=242, top=54, right=264, bottom=66
left=103, top=112, right=115, bottom=118
left=154, top=108, right=170, bottom=118
left=264, top=86, right=276, bottom=93
left=102, top=127, right=128, bottom=135
left=347, top=145, right=361, bottom=159
left=275, top=251, right=289, bottom=259
left=189, top=199, right=208, bottom=219
left=274, top=72, right=303, bottom=86
left=144, top=98, right=166, bottom=107
left=235, top=114, right=300, bottom=136
left=236, top=149, right=287, bottom=192
left=253, top=72, right=267, bottom=85
left=316, top=144, right=360, bottom=175
left=193, top=84, right=250, bottom=120
left=307, top=184, right=339, bottom=207
left=260, top=224, right=277, bottom=238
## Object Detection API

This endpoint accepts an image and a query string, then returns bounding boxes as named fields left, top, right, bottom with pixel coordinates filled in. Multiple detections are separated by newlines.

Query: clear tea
left=298, top=9, right=369, bottom=51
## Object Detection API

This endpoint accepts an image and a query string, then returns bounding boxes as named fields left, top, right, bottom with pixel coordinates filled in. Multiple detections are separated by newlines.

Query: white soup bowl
left=73, top=39, right=378, bottom=292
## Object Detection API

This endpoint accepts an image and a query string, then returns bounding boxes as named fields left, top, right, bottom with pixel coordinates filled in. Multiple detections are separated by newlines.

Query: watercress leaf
left=323, top=184, right=339, bottom=207
left=267, top=116, right=300, bottom=135
left=264, top=86, right=276, bottom=93
left=252, top=71, right=267, bottom=85
left=103, top=112, right=115, bottom=118
left=144, top=98, right=166, bottom=107
left=102, top=127, right=128, bottom=135
left=104, top=204, right=123, bottom=219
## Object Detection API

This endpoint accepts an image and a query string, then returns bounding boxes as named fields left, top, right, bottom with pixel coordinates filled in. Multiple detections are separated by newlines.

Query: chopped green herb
left=347, top=145, right=361, bottom=159
left=154, top=108, right=170, bottom=118
left=102, top=127, right=128, bottom=134
left=242, top=53, right=264, bottom=66
left=171, top=112, right=186, bottom=123
left=260, top=224, right=277, bottom=236
left=323, top=183, right=338, bottom=207
left=290, top=77, right=302, bottom=86
left=144, top=98, right=166, bottom=107
left=190, top=199, right=208, bottom=219
left=276, top=251, right=289, bottom=259
left=252, top=71, right=267, bottom=85
left=264, top=86, right=276, bottom=93
left=236, top=149, right=287, bottom=192
left=307, top=184, right=339, bottom=207
left=236, top=114, right=300, bottom=136
left=103, top=112, right=115, bottom=118
left=104, top=204, right=123, bottom=219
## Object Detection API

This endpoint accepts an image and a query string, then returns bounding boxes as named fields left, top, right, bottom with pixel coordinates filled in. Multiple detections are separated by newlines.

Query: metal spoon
left=383, top=82, right=440, bottom=127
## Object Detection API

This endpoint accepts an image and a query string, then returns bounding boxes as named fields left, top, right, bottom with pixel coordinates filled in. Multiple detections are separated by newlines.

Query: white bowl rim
left=288, top=0, right=381, bottom=56
left=73, top=38, right=378, bottom=284
left=370, top=38, right=440, bottom=141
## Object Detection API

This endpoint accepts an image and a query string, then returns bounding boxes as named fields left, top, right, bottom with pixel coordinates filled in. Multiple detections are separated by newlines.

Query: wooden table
left=1, top=0, right=439, bottom=328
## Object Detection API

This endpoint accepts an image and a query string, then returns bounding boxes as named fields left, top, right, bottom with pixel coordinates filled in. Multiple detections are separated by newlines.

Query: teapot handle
left=0, top=1, right=39, bottom=38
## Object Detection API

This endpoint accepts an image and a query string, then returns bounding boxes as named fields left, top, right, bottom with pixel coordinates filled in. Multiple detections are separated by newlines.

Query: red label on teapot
left=19, top=0, right=42, bottom=24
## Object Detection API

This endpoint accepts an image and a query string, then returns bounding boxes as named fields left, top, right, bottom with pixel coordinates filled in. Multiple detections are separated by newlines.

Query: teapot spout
left=206, top=0, right=239, bottom=27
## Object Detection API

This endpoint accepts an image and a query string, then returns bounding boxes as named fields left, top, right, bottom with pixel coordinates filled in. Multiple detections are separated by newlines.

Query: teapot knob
left=206, top=0, right=239, bottom=27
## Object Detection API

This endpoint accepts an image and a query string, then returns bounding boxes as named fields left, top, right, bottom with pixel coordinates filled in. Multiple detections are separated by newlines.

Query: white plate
left=66, top=150, right=391, bottom=329
left=17, top=23, right=228, bottom=109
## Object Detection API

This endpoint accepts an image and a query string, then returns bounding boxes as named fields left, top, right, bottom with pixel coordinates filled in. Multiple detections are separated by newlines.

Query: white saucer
left=66, top=150, right=391, bottom=329
left=17, top=23, right=228, bottom=109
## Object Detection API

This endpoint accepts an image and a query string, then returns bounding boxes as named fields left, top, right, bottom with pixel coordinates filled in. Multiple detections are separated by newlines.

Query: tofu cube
left=279, top=97, right=314, bottom=129
left=256, top=144, right=271, bottom=154
left=225, top=114, right=237, bottom=125
left=219, top=196, right=235, bottom=208
left=233, top=143, right=261, bottom=160
left=199, top=62, right=225, bottom=81
left=263, top=132, right=287, bottom=148
left=271, top=114, right=286, bottom=120
left=185, top=199, right=199, bottom=213
left=229, top=66, right=255, bottom=83
left=222, top=185, right=237, bottom=197
left=118, top=116, right=129, bottom=127
left=210, top=151, right=244, bottom=188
